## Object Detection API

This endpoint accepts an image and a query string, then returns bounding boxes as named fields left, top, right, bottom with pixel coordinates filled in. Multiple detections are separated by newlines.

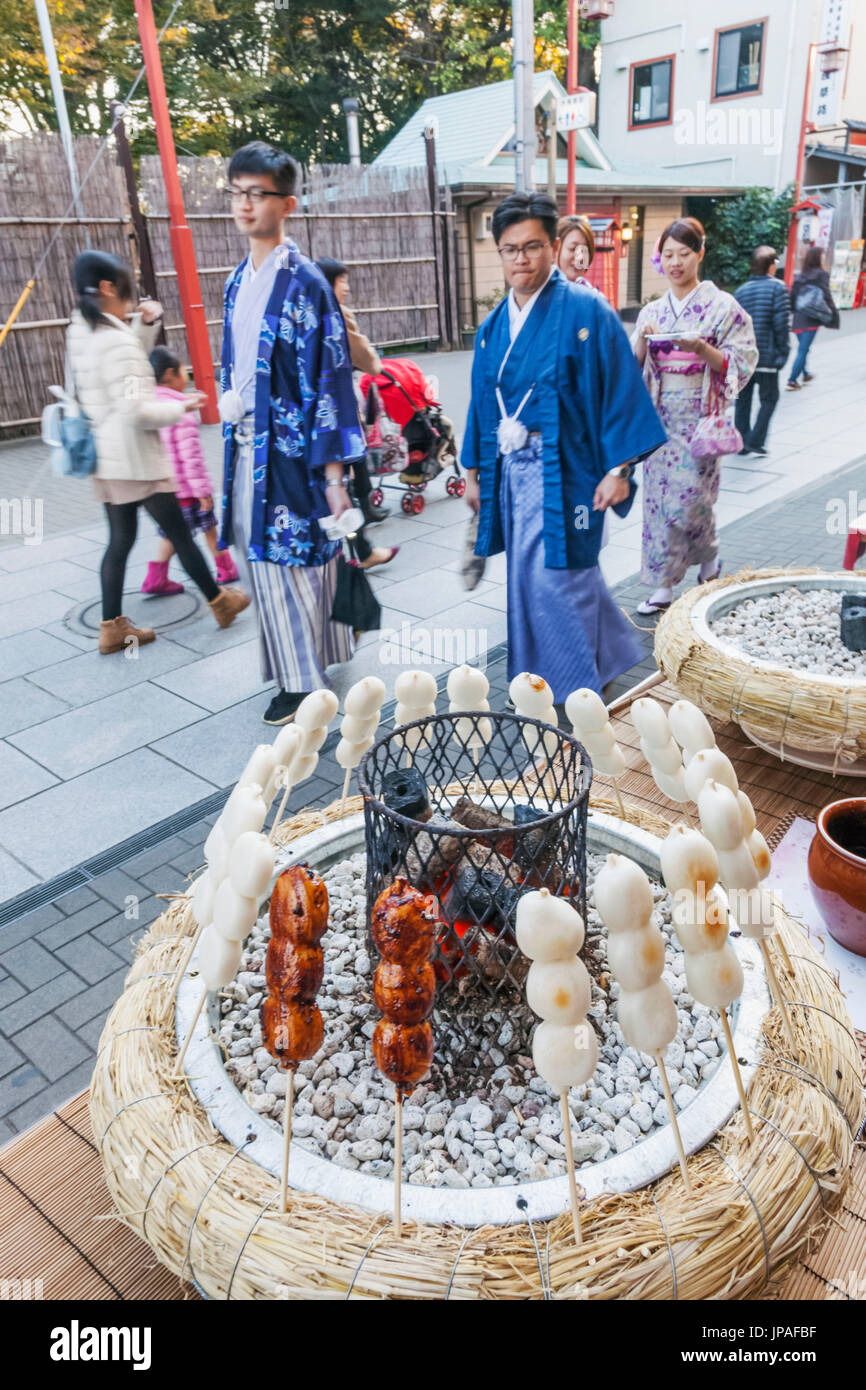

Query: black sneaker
left=263, top=689, right=309, bottom=725
left=750, top=445, right=768, bottom=457
left=738, top=447, right=752, bottom=456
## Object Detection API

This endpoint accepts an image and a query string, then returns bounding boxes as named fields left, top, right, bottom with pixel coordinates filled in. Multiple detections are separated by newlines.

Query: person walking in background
left=66, top=250, right=249, bottom=654
left=141, top=347, right=240, bottom=595
left=788, top=245, right=839, bottom=389
left=315, top=257, right=398, bottom=572
left=632, top=218, right=758, bottom=616
left=220, top=142, right=366, bottom=726
left=462, top=191, right=666, bottom=702
left=556, top=214, right=597, bottom=291
left=733, top=246, right=790, bottom=457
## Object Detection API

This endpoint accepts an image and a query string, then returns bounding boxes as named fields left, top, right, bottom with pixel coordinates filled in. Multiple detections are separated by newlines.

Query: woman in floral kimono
left=632, top=218, right=757, bottom=615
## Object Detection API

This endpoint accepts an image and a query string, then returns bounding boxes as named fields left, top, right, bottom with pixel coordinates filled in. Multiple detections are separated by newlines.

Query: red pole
left=784, top=42, right=817, bottom=288
left=566, top=0, right=578, bottom=214
left=133, top=0, right=218, bottom=422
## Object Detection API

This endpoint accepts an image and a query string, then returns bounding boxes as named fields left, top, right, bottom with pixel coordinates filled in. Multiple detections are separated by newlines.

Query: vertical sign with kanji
left=810, top=0, right=849, bottom=128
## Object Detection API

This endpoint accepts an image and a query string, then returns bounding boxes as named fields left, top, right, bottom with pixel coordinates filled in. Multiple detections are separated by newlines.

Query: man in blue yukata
left=462, top=191, right=667, bottom=704
left=219, top=141, right=366, bottom=724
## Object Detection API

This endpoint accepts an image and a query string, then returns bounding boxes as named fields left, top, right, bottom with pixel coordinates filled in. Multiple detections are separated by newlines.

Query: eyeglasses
left=226, top=186, right=284, bottom=205
left=498, top=240, right=551, bottom=262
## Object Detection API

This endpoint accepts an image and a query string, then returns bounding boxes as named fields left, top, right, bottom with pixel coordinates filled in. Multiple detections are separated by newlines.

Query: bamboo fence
left=90, top=788, right=864, bottom=1301
left=0, top=133, right=134, bottom=433
left=0, top=134, right=460, bottom=435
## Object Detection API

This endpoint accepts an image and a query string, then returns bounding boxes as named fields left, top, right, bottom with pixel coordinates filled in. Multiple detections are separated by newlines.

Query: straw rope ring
left=90, top=792, right=864, bottom=1301
left=655, top=567, right=866, bottom=765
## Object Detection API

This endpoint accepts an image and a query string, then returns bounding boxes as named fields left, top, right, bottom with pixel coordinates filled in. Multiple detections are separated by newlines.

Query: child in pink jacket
left=141, top=347, right=239, bottom=594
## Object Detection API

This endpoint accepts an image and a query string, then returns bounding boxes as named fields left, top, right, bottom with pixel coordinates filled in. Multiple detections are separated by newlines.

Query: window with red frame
left=713, top=21, right=766, bottom=99
left=630, top=57, right=674, bottom=128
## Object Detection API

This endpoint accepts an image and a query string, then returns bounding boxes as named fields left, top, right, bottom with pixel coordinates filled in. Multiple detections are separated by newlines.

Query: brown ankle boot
left=99, top=615, right=156, bottom=655
left=208, top=586, right=251, bottom=629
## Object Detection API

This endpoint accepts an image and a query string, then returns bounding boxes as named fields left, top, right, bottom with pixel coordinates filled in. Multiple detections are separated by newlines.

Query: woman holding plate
left=632, top=218, right=757, bottom=616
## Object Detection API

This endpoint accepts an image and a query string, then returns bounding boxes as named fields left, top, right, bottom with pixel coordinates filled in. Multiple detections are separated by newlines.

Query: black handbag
left=331, top=537, right=381, bottom=635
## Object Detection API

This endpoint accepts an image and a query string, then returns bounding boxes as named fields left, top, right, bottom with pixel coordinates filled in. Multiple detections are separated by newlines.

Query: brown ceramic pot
left=807, top=797, right=866, bottom=957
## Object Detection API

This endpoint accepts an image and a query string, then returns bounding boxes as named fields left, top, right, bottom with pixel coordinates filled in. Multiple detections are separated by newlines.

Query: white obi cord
left=218, top=369, right=247, bottom=425
left=496, top=383, right=534, bottom=455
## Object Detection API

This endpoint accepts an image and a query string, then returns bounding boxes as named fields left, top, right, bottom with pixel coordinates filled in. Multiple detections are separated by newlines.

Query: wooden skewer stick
left=605, top=668, right=665, bottom=716
left=339, top=767, right=351, bottom=818
left=559, top=1091, right=582, bottom=1245
left=394, top=1089, right=404, bottom=1238
left=718, top=1007, right=755, bottom=1142
left=269, top=771, right=293, bottom=845
left=174, top=982, right=207, bottom=1078
left=758, top=939, right=797, bottom=1051
left=280, top=1067, right=295, bottom=1214
left=610, top=778, right=627, bottom=821
left=680, top=805, right=696, bottom=830
left=773, top=931, right=794, bottom=976
left=654, top=1051, right=692, bottom=1194
left=172, top=918, right=205, bottom=1001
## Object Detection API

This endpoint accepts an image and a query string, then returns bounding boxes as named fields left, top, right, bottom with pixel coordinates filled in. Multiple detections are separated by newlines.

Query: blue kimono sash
left=219, top=243, right=365, bottom=568
left=464, top=270, right=667, bottom=570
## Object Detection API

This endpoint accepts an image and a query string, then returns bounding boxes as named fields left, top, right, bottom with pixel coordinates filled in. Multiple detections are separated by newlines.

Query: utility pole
left=34, top=0, right=84, bottom=218
left=566, top=0, right=578, bottom=213
left=133, top=0, right=218, bottom=422
left=512, top=0, right=536, bottom=191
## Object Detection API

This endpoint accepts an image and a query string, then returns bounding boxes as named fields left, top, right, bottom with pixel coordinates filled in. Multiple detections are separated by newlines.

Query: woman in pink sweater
left=142, top=348, right=239, bottom=594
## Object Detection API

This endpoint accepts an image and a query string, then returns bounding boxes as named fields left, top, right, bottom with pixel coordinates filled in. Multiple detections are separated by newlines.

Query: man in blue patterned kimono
left=462, top=191, right=667, bottom=703
left=218, top=142, right=366, bottom=724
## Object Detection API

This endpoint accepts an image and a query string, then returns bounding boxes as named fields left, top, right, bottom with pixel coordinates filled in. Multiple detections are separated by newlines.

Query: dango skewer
left=338, top=676, right=386, bottom=814
left=566, top=686, right=628, bottom=819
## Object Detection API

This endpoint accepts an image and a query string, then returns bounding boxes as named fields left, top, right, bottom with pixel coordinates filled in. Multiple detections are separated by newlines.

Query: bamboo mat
left=0, top=1092, right=195, bottom=1301
left=1, top=688, right=863, bottom=1302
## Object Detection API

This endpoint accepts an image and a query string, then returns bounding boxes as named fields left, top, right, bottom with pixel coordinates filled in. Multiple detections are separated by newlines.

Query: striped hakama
left=231, top=433, right=354, bottom=692
left=500, top=434, right=641, bottom=702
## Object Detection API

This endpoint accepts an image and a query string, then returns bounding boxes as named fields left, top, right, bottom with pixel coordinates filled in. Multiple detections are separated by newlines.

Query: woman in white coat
left=66, top=251, right=249, bottom=653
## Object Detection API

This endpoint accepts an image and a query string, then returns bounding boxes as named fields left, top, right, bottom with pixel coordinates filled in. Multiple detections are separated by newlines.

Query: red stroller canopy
left=358, top=357, right=438, bottom=430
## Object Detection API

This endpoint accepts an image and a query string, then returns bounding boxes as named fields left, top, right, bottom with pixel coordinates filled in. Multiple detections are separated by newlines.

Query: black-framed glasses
left=226, top=186, right=285, bottom=205
left=498, top=239, right=551, bottom=262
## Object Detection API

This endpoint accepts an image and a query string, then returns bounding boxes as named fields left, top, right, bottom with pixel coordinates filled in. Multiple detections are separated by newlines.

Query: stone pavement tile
left=11, top=1014, right=90, bottom=1083
left=93, top=896, right=162, bottom=946
left=55, top=886, right=98, bottom=915
left=50, top=561, right=151, bottom=602
left=0, top=560, right=99, bottom=605
left=81, top=868, right=146, bottom=912
left=0, top=533, right=99, bottom=572
left=25, top=634, right=202, bottom=709
left=0, top=590, right=72, bottom=640
left=0, top=741, right=58, bottom=812
left=0, top=1035, right=23, bottom=1078
left=5, top=1058, right=97, bottom=1135
left=0, top=937, right=66, bottom=988
left=36, top=899, right=116, bottom=952
left=156, top=607, right=262, bottom=656
left=372, top=538, right=466, bottom=584
left=0, top=629, right=79, bottom=681
left=0, top=1064, right=47, bottom=1119
left=75, top=1014, right=109, bottom=1052
left=0, top=970, right=83, bottom=1037
left=121, top=835, right=197, bottom=879
left=0, top=749, right=213, bottom=881
left=152, top=693, right=287, bottom=786
left=41, top=621, right=98, bottom=652
left=0, top=900, right=63, bottom=941
left=9, top=682, right=208, bottom=781
left=152, top=640, right=273, bottom=713
left=55, top=932, right=134, bottom=985
left=55, top=966, right=129, bottom=1031
left=0, top=976, right=25, bottom=1010
left=108, top=928, right=147, bottom=966
left=0, top=678, right=70, bottom=737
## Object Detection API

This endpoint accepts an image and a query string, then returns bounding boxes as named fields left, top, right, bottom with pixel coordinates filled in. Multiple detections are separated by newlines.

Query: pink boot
left=215, top=549, right=239, bottom=584
left=141, top=561, right=185, bottom=596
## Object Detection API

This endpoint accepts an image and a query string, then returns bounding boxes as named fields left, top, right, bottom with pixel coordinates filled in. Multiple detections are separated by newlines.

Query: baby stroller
left=358, top=357, right=462, bottom=515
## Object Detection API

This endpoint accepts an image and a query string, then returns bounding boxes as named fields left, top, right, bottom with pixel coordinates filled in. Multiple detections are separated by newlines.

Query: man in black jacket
left=733, top=246, right=791, bottom=456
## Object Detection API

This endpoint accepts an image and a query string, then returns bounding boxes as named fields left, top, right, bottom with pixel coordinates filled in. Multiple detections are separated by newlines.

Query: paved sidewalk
left=3, top=452, right=866, bottom=1144
left=0, top=323, right=864, bottom=903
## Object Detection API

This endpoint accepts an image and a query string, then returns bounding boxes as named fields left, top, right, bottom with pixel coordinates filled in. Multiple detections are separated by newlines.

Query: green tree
left=0, top=2, right=599, bottom=165
left=687, top=186, right=795, bottom=292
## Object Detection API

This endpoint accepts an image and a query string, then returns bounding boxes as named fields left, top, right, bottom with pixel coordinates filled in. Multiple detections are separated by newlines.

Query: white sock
left=698, top=559, right=718, bottom=582
left=650, top=586, right=673, bottom=606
